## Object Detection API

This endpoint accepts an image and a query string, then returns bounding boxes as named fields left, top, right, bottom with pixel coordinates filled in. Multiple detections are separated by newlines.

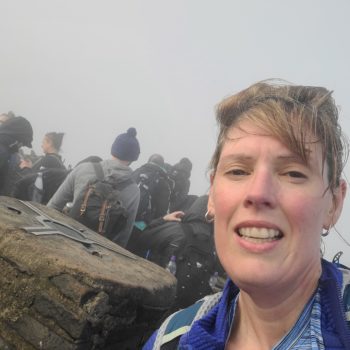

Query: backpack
left=169, top=222, right=220, bottom=310
left=68, top=162, right=133, bottom=241
left=168, top=169, right=191, bottom=212
left=130, top=216, right=222, bottom=311
left=133, top=163, right=171, bottom=223
left=13, top=167, right=69, bottom=204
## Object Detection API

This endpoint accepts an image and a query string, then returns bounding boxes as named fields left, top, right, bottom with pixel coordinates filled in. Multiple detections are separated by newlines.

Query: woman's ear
left=207, top=172, right=215, bottom=216
left=209, top=171, right=215, bottom=186
left=324, top=179, right=347, bottom=229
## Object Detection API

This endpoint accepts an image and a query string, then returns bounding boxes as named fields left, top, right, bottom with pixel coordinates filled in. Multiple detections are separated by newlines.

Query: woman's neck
left=226, top=267, right=320, bottom=350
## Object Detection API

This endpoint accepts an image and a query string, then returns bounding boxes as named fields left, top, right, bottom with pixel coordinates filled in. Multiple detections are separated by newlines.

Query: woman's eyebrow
left=276, top=149, right=312, bottom=164
left=219, top=154, right=254, bottom=163
left=276, top=155, right=304, bottom=163
left=219, top=153, right=311, bottom=165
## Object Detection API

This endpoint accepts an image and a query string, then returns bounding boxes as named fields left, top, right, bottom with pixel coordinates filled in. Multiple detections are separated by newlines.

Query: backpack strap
left=92, top=161, right=134, bottom=190
left=91, top=162, right=108, bottom=235
left=79, top=163, right=104, bottom=217
left=153, top=292, right=222, bottom=350
left=92, top=162, right=104, bottom=181
left=98, top=200, right=109, bottom=235
left=80, top=186, right=94, bottom=216
left=155, top=302, right=204, bottom=350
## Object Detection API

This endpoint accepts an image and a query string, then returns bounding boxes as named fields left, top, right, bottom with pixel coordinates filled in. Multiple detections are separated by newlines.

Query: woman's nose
left=243, top=170, right=277, bottom=209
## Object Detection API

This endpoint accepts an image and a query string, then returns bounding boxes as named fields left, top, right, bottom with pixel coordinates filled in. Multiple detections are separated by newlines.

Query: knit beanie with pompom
left=111, top=127, right=140, bottom=162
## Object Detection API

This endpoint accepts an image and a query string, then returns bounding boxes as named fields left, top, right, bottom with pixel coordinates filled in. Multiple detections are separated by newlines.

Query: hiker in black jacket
left=127, top=195, right=224, bottom=311
left=169, top=157, right=197, bottom=212
left=132, top=153, right=172, bottom=224
left=0, top=116, right=33, bottom=195
left=32, top=132, right=66, bottom=171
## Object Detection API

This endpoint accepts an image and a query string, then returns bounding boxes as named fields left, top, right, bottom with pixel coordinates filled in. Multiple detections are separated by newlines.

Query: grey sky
left=1, top=0, right=350, bottom=264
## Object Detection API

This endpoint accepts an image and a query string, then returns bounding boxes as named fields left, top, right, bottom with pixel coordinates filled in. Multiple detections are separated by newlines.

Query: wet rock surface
left=0, top=196, right=176, bottom=349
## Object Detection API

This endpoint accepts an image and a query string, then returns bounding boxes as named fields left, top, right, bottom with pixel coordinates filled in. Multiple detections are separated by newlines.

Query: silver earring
left=322, top=227, right=330, bottom=237
left=205, top=210, right=214, bottom=223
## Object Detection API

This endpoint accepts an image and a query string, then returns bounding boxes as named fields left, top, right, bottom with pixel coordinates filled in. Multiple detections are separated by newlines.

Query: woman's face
left=208, top=120, right=345, bottom=292
left=41, top=136, right=52, bottom=154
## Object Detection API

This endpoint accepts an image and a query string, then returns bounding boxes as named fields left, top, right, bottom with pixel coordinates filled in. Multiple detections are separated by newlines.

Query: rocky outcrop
left=0, top=196, right=176, bottom=349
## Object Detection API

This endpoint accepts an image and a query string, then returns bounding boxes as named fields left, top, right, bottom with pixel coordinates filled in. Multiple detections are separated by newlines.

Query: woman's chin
left=227, top=260, right=288, bottom=290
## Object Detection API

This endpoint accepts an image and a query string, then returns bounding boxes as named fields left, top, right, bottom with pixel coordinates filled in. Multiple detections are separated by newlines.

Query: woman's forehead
left=226, top=119, right=320, bottom=149
left=223, top=122, right=325, bottom=168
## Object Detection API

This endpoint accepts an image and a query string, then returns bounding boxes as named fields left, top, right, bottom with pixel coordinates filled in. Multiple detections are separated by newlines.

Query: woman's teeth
left=238, top=227, right=281, bottom=242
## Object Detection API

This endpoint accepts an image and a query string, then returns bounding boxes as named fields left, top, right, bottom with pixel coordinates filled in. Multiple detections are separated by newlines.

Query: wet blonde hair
left=209, top=80, right=348, bottom=193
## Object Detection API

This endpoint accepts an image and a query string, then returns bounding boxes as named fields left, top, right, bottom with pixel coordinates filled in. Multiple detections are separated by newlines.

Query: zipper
left=322, top=274, right=350, bottom=349
left=334, top=279, right=350, bottom=349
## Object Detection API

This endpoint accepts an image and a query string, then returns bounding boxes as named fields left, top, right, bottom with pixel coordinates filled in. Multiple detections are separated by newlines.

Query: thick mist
left=1, top=0, right=350, bottom=264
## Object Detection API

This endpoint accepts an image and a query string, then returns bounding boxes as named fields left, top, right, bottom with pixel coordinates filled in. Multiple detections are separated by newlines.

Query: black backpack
left=168, top=168, right=191, bottom=212
left=169, top=222, right=220, bottom=310
left=13, top=167, right=69, bottom=204
left=68, top=162, right=133, bottom=241
left=133, top=164, right=170, bottom=223
left=129, top=216, right=222, bottom=311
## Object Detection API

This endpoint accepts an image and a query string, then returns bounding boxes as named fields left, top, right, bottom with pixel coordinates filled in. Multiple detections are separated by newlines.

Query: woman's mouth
left=237, top=227, right=283, bottom=243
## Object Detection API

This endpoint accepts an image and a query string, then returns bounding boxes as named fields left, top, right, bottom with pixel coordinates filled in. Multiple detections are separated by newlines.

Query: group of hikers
left=0, top=111, right=223, bottom=316
left=1, top=76, right=350, bottom=350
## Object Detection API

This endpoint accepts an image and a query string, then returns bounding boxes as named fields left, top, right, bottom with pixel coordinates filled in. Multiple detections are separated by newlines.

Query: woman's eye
left=229, top=169, right=248, bottom=176
left=285, top=171, right=307, bottom=179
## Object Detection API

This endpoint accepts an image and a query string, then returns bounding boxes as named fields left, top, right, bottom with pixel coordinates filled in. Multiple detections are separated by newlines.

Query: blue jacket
left=144, top=259, right=350, bottom=349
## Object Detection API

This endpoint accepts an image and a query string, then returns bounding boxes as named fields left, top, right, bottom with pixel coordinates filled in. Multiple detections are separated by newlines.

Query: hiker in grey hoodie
left=48, top=128, right=140, bottom=248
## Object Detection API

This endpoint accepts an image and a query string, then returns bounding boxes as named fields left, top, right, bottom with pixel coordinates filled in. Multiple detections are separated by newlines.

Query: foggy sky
left=1, top=0, right=350, bottom=264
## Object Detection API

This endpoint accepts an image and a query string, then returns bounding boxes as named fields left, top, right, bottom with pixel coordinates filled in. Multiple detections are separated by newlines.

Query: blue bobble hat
left=111, top=127, right=140, bottom=162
